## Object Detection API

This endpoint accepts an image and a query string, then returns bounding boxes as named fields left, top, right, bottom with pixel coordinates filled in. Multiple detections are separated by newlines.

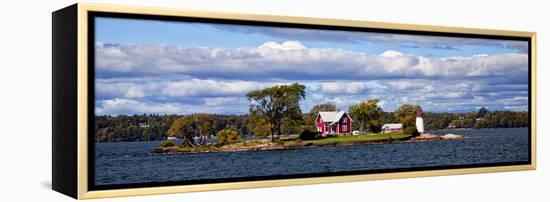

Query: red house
left=315, top=111, right=353, bottom=136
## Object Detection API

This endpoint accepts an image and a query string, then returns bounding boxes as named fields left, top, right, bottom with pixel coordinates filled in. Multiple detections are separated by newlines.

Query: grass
left=288, top=133, right=411, bottom=144
left=220, top=140, right=267, bottom=148
left=155, top=133, right=413, bottom=154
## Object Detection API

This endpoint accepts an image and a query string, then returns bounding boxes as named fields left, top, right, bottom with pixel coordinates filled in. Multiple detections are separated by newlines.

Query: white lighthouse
left=415, top=106, right=425, bottom=134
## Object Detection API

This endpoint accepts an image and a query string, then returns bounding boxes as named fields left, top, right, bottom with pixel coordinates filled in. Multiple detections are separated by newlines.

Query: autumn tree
left=348, top=99, right=383, bottom=133
left=248, top=111, right=272, bottom=138
left=309, top=103, right=338, bottom=114
left=247, top=83, right=306, bottom=141
left=394, top=103, right=420, bottom=129
left=216, top=129, right=241, bottom=144
left=193, top=114, right=213, bottom=144
left=167, top=116, right=196, bottom=147
left=394, top=103, right=421, bottom=135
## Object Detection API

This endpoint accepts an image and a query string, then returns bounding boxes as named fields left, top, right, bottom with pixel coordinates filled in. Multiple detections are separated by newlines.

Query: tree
left=280, top=116, right=302, bottom=135
left=167, top=116, right=196, bottom=147
left=309, top=103, right=338, bottom=114
left=247, top=83, right=306, bottom=141
left=403, top=126, right=420, bottom=136
left=394, top=103, right=420, bottom=129
left=366, top=120, right=382, bottom=133
left=216, top=129, right=241, bottom=144
left=193, top=114, right=213, bottom=144
left=478, top=107, right=489, bottom=118
left=348, top=99, right=383, bottom=132
left=248, top=111, right=272, bottom=138
left=301, top=113, right=317, bottom=132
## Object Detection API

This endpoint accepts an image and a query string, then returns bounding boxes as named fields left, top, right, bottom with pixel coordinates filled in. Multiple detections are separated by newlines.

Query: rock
left=441, top=134, right=464, bottom=139
left=414, top=133, right=442, bottom=140
left=151, top=148, right=167, bottom=154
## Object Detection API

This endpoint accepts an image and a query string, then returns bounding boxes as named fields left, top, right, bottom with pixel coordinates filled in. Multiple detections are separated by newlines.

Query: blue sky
left=94, top=17, right=529, bottom=115
left=96, top=17, right=524, bottom=58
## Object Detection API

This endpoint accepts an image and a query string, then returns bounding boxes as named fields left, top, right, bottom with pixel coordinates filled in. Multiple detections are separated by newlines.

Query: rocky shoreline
left=151, top=134, right=470, bottom=155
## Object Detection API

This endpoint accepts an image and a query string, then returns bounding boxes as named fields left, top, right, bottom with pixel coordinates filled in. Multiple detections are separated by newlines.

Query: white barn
left=381, top=123, right=403, bottom=133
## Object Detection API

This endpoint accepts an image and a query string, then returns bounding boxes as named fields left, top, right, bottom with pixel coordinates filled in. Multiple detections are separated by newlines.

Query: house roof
left=317, top=111, right=351, bottom=124
left=381, top=123, right=403, bottom=129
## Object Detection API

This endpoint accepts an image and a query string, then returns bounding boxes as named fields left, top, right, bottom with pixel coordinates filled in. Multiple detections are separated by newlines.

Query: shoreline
left=94, top=127, right=524, bottom=144
left=151, top=135, right=470, bottom=155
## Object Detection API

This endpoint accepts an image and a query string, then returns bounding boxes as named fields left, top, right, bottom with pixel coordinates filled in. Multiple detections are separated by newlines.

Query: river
left=94, top=128, right=529, bottom=186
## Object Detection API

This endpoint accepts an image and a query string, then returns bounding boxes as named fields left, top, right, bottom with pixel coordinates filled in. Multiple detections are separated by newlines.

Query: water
left=95, top=128, right=529, bottom=186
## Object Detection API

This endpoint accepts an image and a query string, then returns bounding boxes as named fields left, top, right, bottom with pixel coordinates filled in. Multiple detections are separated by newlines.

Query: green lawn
left=294, top=133, right=411, bottom=144
left=156, top=133, right=414, bottom=154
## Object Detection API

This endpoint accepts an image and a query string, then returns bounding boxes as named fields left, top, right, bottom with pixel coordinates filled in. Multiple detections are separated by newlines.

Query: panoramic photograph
left=93, top=16, right=530, bottom=186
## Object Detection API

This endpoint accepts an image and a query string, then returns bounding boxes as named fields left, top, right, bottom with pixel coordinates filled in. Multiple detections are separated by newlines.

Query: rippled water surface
left=95, top=128, right=529, bottom=186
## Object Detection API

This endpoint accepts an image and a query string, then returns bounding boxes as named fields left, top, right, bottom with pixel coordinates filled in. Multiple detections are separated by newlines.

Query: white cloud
left=203, top=97, right=247, bottom=107
left=321, top=82, right=366, bottom=94
left=95, top=77, right=529, bottom=115
left=387, top=80, right=419, bottom=90
left=96, top=77, right=293, bottom=100
left=380, top=50, right=404, bottom=57
left=95, top=79, right=159, bottom=99
left=211, top=25, right=529, bottom=52
left=96, top=42, right=528, bottom=81
left=96, top=98, right=188, bottom=115
left=94, top=41, right=529, bottom=115
left=95, top=75, right=529, bottom=115
left=161, top=79, right=261, bottom=97
left=124, top=87, right=146, bottom=98
left=258, top=41, right=306, bottom=50
left=96, top=98, right=249, bottom=115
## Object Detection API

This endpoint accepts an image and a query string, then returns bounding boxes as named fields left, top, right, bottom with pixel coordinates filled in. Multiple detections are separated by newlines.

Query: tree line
left=95, top=106, right=528, bottom=143
left=95, top=83, right=529, bottom=143
left=94, top=114, right=249, bottom=143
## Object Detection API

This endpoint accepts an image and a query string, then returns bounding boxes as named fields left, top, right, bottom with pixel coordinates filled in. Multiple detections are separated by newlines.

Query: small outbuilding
left=381, top=123, right=403, bottom=133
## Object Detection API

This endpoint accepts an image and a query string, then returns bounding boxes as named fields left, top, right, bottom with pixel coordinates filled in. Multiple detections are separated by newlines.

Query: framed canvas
left=52, top=3, right=536, bottom=199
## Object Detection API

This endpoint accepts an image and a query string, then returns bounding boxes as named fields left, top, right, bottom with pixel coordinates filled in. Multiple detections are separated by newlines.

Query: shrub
left=299, top=130, right=321, bottom=140
left=294, top=139, right=303, bottom=144
left=403, top=126, right=420, bottom=136
left=275, top=140, right=285, bottom=146
left=159, top=140, right=175, bottom=147
left=216, top=129, right=241, bottom=144
left=367, top=120, right=382, bottom=133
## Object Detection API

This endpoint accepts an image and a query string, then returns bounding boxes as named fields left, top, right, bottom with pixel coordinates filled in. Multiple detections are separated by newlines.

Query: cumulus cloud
left=96, top=77, right=292, bottom=100
left=258, top=40, right=306, bottom=50
left=95, top=98, right=249, bottom=115
left=321, top=82, right=366, bottom=94
left=210, top=24, right=528, bottom=52
left=95, top=77, right=529, bottom=115
left=96, top=42, right=528, bottom=82
left=94, top=40, right=529, bottom=115
left=380, top=50, right=404, bottom=57
left=161, top=79, right=260, bottom=97
left=96, top=98, right=189, bottom=115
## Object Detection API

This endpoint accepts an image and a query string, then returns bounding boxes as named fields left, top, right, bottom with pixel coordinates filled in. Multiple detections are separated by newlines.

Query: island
left=152, top=133, right=414, bottom=154
left=145, top=84, right=491, bottom=155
